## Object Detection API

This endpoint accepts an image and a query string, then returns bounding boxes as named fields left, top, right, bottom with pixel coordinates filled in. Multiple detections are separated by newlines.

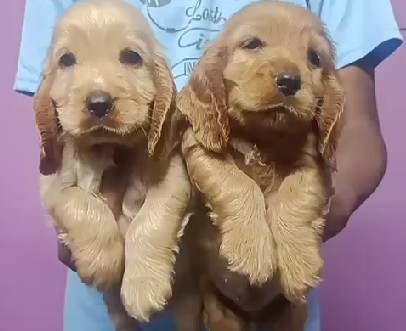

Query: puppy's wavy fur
left=178, top=1, right=344, bottom=330
left=34, top=0, right=191, bottom=328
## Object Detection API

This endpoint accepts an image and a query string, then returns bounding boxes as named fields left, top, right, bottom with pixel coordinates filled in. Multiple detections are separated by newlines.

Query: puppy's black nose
left=275, top=73, right=301, bottom=96
left=86, top=91, right=113, bottom=118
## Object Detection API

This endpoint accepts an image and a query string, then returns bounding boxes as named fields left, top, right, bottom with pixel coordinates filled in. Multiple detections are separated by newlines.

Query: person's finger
left=57, top=240, right=77, bottom=272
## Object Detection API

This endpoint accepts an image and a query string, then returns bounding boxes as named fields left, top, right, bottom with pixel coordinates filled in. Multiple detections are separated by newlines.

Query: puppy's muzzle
left=275, top=72, right=301, bottom=97
left=86, top=91, right=114, bottom=118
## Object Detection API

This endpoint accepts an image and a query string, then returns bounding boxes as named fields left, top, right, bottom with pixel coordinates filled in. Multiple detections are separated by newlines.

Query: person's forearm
left=323, top=119, right=387, bottom=240
left=323, top=64, right=386, bottom=241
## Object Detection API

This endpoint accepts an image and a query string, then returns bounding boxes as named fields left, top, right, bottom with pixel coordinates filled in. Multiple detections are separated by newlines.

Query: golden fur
left=178, top=1, right=344, bottom=330
left=34, top=0, right=191, bottom=328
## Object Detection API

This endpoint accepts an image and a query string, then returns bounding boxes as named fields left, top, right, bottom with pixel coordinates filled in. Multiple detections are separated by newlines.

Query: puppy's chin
left=80, top=129, right=146, bottom=147
left=230, top=106, right=300, bottom=135
left=80, top=118, right=146, bottom=134
left=230, top=98, right=314, bottom=134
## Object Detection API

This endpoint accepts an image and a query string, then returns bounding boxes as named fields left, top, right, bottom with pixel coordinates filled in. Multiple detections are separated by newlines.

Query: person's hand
left=322, top=190, right=353, bottom=242
left=58, top=240, right=77, bottom=271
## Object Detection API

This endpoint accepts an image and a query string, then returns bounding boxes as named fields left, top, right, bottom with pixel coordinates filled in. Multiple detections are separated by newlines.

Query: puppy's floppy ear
left=147, top=49, right=178, bottom=159
left=33, top=57, right=62, bottom=175
left=316, top=65, right=345, bottom=170
left=177, top=43, right=229, bottom=153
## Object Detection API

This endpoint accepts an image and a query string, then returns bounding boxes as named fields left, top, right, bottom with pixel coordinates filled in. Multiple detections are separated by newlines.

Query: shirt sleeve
left=308, top=0, right=403, bottom=69
left=13, top=0, right=75, bottom=95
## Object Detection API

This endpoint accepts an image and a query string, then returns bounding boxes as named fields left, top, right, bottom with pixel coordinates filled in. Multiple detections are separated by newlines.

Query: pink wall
left=0, top=1, right=404, bottom=330
left=0, top=2, right=66, bottom=330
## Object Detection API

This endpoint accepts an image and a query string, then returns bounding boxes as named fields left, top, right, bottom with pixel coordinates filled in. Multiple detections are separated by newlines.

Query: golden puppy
left=34, top=0, right=191, bottom=328
left=178, top=1, right=344, bottom=330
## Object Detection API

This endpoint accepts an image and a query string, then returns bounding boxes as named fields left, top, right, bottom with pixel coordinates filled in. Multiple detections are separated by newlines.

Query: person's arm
left=324, top=63, right=386, bottom=241
left=307, top=0, right=403, bottom=240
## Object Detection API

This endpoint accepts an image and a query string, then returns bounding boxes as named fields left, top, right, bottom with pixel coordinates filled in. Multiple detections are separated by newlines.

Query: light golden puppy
left=34, top=0, right=191, bottom=328
left=178, top=1, right=344, bottom=330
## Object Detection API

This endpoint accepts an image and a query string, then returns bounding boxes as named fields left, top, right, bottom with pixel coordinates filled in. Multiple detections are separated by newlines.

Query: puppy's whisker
left=140, top=126, right=148, bottom=137
left=55, top=119, right=63, bottom=130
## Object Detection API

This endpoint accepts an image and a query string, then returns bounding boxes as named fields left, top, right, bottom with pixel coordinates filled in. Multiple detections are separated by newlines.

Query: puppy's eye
left=59, top=52, right=76, bottom=67
left=308, top=49, right=321, bottom=67
left=241, top=38, right=264, bottom=50
left=120, top=49, right=142, bottom=65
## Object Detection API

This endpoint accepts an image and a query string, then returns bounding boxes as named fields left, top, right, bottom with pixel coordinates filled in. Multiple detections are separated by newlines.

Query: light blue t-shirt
left=15, top=0, right=402, bottom=94
left=14, top=1, right=402, bottom=331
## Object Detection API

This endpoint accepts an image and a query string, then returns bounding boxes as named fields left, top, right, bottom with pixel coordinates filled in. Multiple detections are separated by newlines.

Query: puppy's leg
left=104, top=287, right=141, bottom=331
left=272, top=303, right=307, bottom=331
left=170, top=236, right=203, bottom=331
left=121, top=154, right=191, bottom=321
left=182, top=129, right=276, bottom=285
left=171, top=277, right=202, bottom=331
left=203, top=289, right=244, bottom=331
left=266, top=167, right=326, bottom=301
left=40, top=172, right=124, bottom=288
left=101, top=181, right=144, bottom=331
left=52, top=185, right=124, bottom=287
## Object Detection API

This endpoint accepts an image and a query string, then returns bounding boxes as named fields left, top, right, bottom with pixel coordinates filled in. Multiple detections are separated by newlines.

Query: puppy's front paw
left=277, top=232, right=323, bottom=301
left=216, top=191, right=276, bottom=285
left=220, top=226, right=276, bottom=285
left=121, top=260, right=173, bottom=322
left=54, top=187, right=125, bottom=289
left=68, top=231, right=124, bottom=288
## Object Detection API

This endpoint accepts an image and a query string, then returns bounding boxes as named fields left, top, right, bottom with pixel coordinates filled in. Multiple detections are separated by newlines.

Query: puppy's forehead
left=222, top=1, right=328, bottom=48
left=53, top=0, right=153, bottom=52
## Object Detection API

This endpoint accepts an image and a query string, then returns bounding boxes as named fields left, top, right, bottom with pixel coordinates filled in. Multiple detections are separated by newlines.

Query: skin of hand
left=323, top=61, right=387, bottom=241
